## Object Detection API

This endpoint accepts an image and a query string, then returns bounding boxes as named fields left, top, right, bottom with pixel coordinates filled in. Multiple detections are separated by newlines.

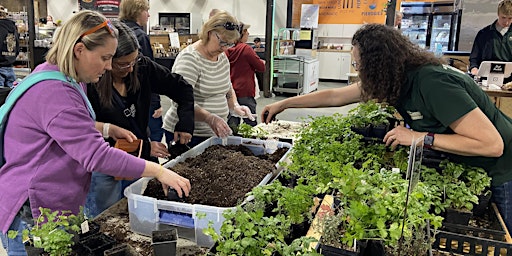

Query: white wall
left=47, top=0, right=288, bottom=39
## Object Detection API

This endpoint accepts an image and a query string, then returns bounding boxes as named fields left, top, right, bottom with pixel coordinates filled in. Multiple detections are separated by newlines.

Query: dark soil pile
left=143, top=145, right=288, bottom=207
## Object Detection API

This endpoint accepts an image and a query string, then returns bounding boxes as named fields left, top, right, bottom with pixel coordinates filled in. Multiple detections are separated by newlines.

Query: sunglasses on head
left=215, top=22, right=240, bottom=31
left=78, top=20, right=115, bottom=42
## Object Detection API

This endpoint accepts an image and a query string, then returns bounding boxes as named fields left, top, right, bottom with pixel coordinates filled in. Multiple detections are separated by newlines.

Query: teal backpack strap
left=0, top=71, right=96, bottom=167
left=2, top=71, right=96, bottom=120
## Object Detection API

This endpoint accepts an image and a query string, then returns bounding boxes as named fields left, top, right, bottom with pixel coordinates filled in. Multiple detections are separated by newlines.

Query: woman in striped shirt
left=163, top=11, right=254, bottom=148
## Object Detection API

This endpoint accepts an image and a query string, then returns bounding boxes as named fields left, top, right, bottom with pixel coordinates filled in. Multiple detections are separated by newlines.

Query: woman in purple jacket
left=0, top=10, right=191, bottom=255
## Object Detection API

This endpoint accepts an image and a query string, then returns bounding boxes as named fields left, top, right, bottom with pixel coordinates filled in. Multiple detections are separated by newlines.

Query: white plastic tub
left=124, top=136, right=292, bottom=247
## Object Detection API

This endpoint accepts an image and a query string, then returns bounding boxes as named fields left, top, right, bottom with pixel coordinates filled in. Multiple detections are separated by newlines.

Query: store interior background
left=2, top=0, right=504, bottom=52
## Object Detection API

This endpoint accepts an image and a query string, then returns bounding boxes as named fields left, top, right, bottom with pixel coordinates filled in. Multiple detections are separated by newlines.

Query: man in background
left=0, top=5, right=19, bottom=87
left=469, top=0, right=512, bottom=76
left=120, top=0, right=165, bottom=148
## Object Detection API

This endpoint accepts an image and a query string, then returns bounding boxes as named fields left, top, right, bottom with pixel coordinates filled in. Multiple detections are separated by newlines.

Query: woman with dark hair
left=85, top=20, right=194, bottom=217
left=261, top=23, right=512, bottom=232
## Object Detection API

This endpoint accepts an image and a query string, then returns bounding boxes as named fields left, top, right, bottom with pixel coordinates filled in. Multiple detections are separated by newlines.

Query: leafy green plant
left=347, top=100, right=395, bottom=127
left=237, top=123, right=269, bottom=139
left=8, top=207, right=85, bottom=256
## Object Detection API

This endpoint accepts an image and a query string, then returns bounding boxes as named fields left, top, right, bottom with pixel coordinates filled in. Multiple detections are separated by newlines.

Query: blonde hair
left=498, top=0, right=512, bottom=16
left=199, top=11, right=240, bottom=45
left=46, top=10, right=118, bottom=82
left=119, top=0, right=149, bottom=21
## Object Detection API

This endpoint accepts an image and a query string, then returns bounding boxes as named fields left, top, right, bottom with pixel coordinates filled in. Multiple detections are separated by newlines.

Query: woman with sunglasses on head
left=84, top=21, right=194, bottom=218
left=162, top=11, right=254, bottom=148
left=0, top=11, right=190, bottom=255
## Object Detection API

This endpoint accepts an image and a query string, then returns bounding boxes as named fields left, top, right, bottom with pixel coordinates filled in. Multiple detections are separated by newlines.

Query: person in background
left=45, top=15, right=57, bottom=27
left=469, top=0, right=512, bottom=76
left=261, top=23, right=512, bottom=232
left=394, top=12, right=403, bottom=29
left=120, top=0, right=165, bottom=149
left=85, top=21, right=194, bottom=217
left=162, top=11, right=254, bottom=148
left=0, top=5, right=19, bottom=88
left=252, top=37, right=266, bottom=91
left=209, top=8, right=221, bottom=19
left=252, top=37, right=265, bottom=51
left=226, top=22, right=265, bottom=128
left=0, top=10, right=190, bottom=255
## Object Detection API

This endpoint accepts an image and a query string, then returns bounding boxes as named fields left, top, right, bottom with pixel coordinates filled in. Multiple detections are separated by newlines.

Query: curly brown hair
left=351, top=23, right=444, bottom=105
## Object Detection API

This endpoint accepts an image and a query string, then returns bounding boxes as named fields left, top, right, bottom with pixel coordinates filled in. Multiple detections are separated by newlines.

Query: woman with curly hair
left=261, top=23, right=512, bottom=232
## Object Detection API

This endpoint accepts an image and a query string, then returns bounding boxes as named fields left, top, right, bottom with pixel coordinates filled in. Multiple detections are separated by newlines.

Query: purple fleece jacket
left=0, top=62, right=146, bottom=233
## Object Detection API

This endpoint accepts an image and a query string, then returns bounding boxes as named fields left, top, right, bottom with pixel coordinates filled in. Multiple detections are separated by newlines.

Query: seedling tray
left=433, top=204, right=512, bottom=255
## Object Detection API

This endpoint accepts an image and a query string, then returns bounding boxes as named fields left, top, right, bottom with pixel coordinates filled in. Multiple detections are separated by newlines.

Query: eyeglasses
left=215, top=22, right=240, bottom=31
left=351, top=60, right=360, bottom=70
left=78, top=20, right=115, bottom=42
left=214, top=33, right=235, bottom=48
left=114, top=57, right=141, bottom=70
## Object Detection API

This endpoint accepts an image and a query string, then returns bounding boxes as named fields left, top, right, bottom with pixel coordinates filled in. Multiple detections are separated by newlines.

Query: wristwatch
left=424, top=132, right=435, bottom=149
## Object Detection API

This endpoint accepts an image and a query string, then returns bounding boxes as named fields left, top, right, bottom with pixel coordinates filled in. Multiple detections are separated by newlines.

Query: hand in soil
left=144, top=144, right=288, bottom=207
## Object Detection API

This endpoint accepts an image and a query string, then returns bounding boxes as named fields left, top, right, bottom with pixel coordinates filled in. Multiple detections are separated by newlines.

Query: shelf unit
left=273, top=55, right=304, bottom=95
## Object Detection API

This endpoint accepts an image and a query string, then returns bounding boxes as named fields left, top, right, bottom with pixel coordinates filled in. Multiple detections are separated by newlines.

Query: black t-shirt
left=0, top=18, right=19, bottom=67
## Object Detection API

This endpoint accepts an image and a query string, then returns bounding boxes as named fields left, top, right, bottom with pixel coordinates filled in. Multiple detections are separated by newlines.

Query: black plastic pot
left=167, top=187, right=187, bottom=202
left=78, top=233, right=116, bottom=256
left=370, top=124, right=389, bottom=140
left=24, top=244, right=45, bottom=256
left=103, top=243, right=141, bottom=256
left=318, top=243, right=357, bottom=256
left=152, top=228, right=178, bottom=256
left=79, top=221, right=101, bottom=241
left=350, top=125, right=372, bottom=137
left=444, top=208, right=472, bottom=226
left=472, top=192, right=492, bottom=217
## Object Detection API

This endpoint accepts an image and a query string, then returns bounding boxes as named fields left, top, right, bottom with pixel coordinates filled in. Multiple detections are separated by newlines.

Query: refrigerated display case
left=400, top=1, right=462, bottom=51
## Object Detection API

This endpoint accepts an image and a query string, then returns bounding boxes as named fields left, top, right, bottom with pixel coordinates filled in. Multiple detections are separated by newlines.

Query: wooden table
left=481, top=87, right=512, bottom=108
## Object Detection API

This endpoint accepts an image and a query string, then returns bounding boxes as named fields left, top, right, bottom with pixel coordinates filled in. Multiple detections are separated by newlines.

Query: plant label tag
left=81, top=221, right=90, bottom=234
left=33, top=236, right=42, bottom=248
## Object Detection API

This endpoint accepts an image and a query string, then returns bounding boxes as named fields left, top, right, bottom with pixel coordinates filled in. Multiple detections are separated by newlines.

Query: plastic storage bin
left=124, top=136, right=292, bottom=247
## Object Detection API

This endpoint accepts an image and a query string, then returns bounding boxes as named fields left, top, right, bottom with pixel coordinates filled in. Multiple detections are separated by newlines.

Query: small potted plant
left=8, top=207, right=84, bottom=256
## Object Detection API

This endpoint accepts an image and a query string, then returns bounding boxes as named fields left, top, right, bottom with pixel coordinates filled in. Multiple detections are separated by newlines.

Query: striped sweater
left=163, top=44, right=231, bottom=137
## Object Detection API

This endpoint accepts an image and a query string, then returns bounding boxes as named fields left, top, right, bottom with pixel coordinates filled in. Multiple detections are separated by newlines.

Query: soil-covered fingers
left=159, top=169, right=191, bottom=198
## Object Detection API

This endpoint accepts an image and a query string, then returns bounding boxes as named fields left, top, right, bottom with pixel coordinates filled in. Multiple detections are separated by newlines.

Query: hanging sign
left=312, top=0, right=388, bottom=24
left=78, top=0, right=121, bottom=16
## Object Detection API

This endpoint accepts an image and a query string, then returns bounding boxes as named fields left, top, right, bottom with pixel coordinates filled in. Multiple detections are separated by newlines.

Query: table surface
left=93, top=198, right=208, bottom=256
left=482, top=87, right=512, bottom=98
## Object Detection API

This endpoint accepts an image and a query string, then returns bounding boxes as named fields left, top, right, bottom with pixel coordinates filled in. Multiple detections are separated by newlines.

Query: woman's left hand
left=150, top=141, right=170, bottom=159
left=109, top=124, right=137, bottom=142
left=383, top=126, right=426, bottom=149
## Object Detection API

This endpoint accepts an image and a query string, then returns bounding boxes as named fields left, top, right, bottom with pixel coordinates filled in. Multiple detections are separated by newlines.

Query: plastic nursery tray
left=432, top=203, right=512, bottom=255
left=124, top=136, right=292, bottom=248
